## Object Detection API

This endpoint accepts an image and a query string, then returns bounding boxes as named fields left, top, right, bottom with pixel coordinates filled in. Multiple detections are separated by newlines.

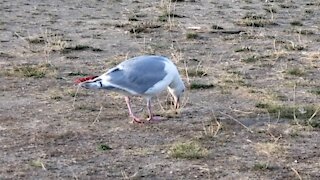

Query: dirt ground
left=1, top=0, right=320, bottom=179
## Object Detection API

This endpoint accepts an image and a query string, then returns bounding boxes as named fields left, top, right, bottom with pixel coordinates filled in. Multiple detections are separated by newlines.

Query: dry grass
left=169, top=141, right=208, bottom=159
left=286, top=68, right=306, bottom=76
left=236, top=13, right=276, bottom=27
left=256, top=101, right=319, bottom=126
left=254, top=142, right=284, bottom=156
left=202, top=117, right=222, bottom=138
left=125, top=147, right=155, bottom=156
left=30, top=159, right=46, bottom=170
left=2, top=0, right=320, bottom=179
left=3, top=63, right=56, bottom=78
left=189, top=82, right=214, bottom=90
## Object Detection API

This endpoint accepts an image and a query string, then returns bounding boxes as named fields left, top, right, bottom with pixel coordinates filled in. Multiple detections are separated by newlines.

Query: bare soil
left=1, top=0, right=319, bottom=179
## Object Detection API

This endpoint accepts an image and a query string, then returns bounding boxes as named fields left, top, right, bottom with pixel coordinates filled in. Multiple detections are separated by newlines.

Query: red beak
left=74, top=76, right=98, bottom=84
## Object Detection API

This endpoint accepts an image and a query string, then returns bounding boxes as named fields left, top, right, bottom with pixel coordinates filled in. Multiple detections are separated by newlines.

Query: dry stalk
left=203, top=112, right=221, bottom=137
left=72, top=85, right=81, bottom=110
left=91, top=106, right=103, bottom=126
left=308, top=106, right=320, bottom=125
left=290, top=167, right=302, bottom=180
left=219, top=111, right=253, bottom=133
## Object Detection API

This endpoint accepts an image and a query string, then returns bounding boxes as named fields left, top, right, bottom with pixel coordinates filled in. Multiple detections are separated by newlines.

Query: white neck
left=169, top=74, right=181, bottom=88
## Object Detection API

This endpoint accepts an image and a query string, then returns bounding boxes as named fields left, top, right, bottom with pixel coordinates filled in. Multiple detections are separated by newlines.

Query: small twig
left=203, top=112, right=221, bottom=137
left=219, top=111, right=253, bottom=133
left=157, top=96, right=166, bottom=112
left=72, top=85, right=81, bottom=109
left=40, top=162, right=47, bottom=171
left=290, top=167, right=302, bottom=180
left=183, top=59, right=190, bottom=85
left=266, top=124, right=282, bottom=143
left=121, top=170, right=139, bottom=180
left=308, top=106, right=320, bottom=124
left=91, top=106, right=103, bottom=125
left=229, top=106, right=254, bottom=114
left=14, top=32, right=28, bottom=42
left=121, top=170, right=129, bottom=179
left=71, top=170, right=79, bottom=180
left=191, top=164, right=211, bottom=179
left=293, top=83, right=302, bottom=126
left=180, top=91, right=189, bottom=110
left=214, top=119, right=222, bottom=137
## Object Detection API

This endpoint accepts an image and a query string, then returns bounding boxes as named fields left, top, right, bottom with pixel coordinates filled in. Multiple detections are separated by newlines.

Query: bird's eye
left=93, top=78, right=101, bottom=82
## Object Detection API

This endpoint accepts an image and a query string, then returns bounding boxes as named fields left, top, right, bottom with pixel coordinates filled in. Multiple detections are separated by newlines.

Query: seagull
left=80, top=55, right=185, bottom=123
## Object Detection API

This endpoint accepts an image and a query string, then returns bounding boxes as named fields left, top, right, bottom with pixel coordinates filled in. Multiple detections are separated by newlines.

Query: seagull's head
left=168, top=82, right=185, bottom=110
left=80, top=76, right=103, bottom=89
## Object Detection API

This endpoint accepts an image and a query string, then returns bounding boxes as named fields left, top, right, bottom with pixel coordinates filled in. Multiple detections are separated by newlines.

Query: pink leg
left=146, top=99, right=163, bottom=122
left=125, top=97, right=143, bottom=123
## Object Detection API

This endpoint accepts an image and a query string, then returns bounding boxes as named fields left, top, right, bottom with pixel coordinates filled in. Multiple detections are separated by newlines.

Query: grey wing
left=107, top=56, right=168, bottom=94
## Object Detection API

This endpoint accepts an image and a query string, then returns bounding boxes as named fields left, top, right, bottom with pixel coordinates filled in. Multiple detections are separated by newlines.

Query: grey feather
left=105, top=56, right=168, bottom=94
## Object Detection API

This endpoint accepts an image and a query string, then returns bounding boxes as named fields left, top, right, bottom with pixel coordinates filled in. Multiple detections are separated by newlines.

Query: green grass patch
left=288, top=28, right=314, bottom=35
left=67, top=72, right=88, bottom=76
left=310, top=88, right=320, bottom=96
left=186, top=69, right=207, bottom=77
left=158, top=12, right=185, bottom=22
left=6, top=63, right=55, bottom=78
left=241, top=55, right=259, bottom=63
left=286, top=68, right=305, bottom=76
left=50, top=94, right=63, bottom=101
left=30, top=159, right=45, bottom=169
left=169, top=141, right=208, bottom=159
left=252, top=162, right=269, bottom=171
left=256, top=102, right=319, bottom=120
left=186, top=32, right=199, bottom=39
left=129, top=22, right=161, bottom=34
left=61, top=45, right=103, bottom=53
left=284, top=43, right=305, bottom=51
left=290, top=20, right=303, bottom=26
left=237, top=14, right=276, bottom=27
left=98, top=144, right=112, bottom=151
